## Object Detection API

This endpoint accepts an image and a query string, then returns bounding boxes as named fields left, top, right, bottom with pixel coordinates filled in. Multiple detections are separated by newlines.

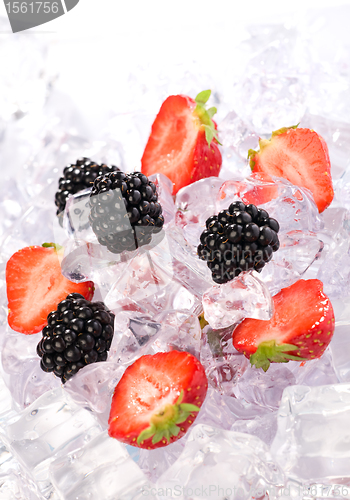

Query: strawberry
left=141, top=90, right=222, bottom=195
left=248, top=125, right=334, bottom=213
left=238, top=172, right=279, bottom=206
left=6, top=243, right=94, bottom=335
left=108, top=350, right=208, bottom=449
left=232, top=279, right=335, bottom=372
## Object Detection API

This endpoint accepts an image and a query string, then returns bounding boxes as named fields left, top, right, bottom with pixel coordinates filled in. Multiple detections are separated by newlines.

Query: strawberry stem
left=194, top=90, right=222, bottom=147
left=250, top=340, right=307, bottom=372
left=136, top=390, right=201, bottom=446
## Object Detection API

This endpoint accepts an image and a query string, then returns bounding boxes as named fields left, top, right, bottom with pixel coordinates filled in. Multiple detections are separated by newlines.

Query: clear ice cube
left=175, top=177, right=224, bottom=241
left=1, top=329, right=61, bottom=408
left=200, top=324, right=249, bottom=397
left=301, top=112, right=350, bottom=180
left=261, top=231, right=324, bottom=296
left=156, top=424, right=285, bottom=500
left=2, top=387, right=103, bottom=498
left=202, top=270, right=273, bottom=330
left=271, top=383, right=350, bottom=482
left=49, top=430, right=150, bottom=500
left=317, top=208, right=350, bottom=298
left=217, top=176, right=323, bottom=234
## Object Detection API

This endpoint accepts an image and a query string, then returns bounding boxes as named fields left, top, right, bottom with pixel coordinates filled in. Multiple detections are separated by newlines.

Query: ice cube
left=300, top=112, right=350, bottom=180
left=217, top=176, right=323, bottom=233
left=328, top=297, right=350, bottom=382
left=271, top=383, right=350, bottom=482
left=233, top=363, right=297, bottom=412
left=0, top=178, right=29, bottom=241
left=0, top=470, right=40, bottom=500
left=218, top=110, right=259, bottom=174
left=151, top=310, right=202, bottom=359
left=104, top=233, right=201, bottom=317
left=149, top=173, right=175, bottom=227
left=164, top=227, right=213, bottom=298
left=202, top=270, right=273, bottom=330
left=1, top=329, right=61, bottom=408
left=2, top=387, right=102, bottom=497
left=64, top=360, right=125, bottom=427
left=4, top=387, right=102, bottom=466
left=261, top=231, right=324, bottom=296
left=156, top=424, right=285, bottom=500
left=175, top=177, right=224, bottom=237
left=200, top=324, right=249, bottom=397
left=317, top=208, right=350, bottom=298
left=49, top=430, right=150, bottom=500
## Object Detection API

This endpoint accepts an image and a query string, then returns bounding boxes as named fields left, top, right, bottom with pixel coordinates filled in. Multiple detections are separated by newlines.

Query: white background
left=1, top=0, right=350, bottom=146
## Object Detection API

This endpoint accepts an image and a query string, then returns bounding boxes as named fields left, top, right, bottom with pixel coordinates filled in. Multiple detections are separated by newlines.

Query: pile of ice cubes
left=1, top=7, right=350, bottom=499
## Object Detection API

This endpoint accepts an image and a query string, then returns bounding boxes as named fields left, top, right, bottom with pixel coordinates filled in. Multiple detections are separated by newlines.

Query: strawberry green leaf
left=136, top=393, right=201, bottom=446
left=204, top=126, right=214, bottom=148
left=271, top=123, right=299, bottom=138
left=176, top=390, right=184, bottom=405
left=207, top=107, right=217, bottom=118
left=250, top=340, right=307, bottom=372
left=42, top=242, right=63, bottom=251
left=179, top=403, right=200, bottom=413
left=174, top=414, right=188, bottom=425
left=169, top=423, right=180, bottom=436
left=195, top=90, right=211, bottom=105
left=137, top=424, right=156, bottom=445
left=152, top=431, right=165, bottom=445
left=248, top=148, right=258, bottom=170
left=193, top=90, right=222, bottom=147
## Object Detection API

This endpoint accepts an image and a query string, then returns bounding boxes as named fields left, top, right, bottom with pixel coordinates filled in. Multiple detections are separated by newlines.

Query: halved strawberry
left=248, top=125, right=333, bottom=212
left=232, top=279, right=335, bottom=372
left=108, top=350, right=208, bottom=449
left=141, top=90, right=222, bottom=195
left=6, top=243, right=94, bottom=335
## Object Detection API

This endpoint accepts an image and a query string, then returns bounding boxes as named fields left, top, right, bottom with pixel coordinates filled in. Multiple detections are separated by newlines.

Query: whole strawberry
left=248, top=125, right=334, bottom=212
left=141, top=90, right=222, bottom=195
left=232, top=279, right=335, bottom=371
left=108, top=351, right=208, bottom=449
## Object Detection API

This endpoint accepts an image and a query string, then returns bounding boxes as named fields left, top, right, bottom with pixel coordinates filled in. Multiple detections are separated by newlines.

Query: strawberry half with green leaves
left=108, top=350, right=208, bottom=449
left=232, top=279, right=335, bottom=372
left=248, top=125, right=333, bottom=212
left=6, top=243, right=94, bottom=335
left=141, top=90, right=222, bottom=195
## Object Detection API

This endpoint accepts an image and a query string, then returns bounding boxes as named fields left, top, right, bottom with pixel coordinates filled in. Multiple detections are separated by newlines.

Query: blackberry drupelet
left=89, top=171, right=165, bottom=254
left=55, top=157, right=121, bottom=223
left=37, top=293, right=115, bottom=384
left=197, top=202, right=280, bottom=284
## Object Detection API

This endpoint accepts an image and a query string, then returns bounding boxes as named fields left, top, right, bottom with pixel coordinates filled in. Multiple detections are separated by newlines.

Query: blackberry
left=55, top=157, right=121, bottom=223
left=89, top=171, right=165, bottom=254
left=37, top=293, right=115, bottom=384
left=197, top=203, right=280, bottom=284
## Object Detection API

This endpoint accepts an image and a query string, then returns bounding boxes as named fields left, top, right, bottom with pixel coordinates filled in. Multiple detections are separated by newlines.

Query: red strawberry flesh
left=141, top=92, right=222, bottom=195
left=249, top=127, right=333, bottom=213
left=108, top=350, right=208, bottom=449
left=232, top=279, right=335, bottom=371
left=6, top=245, right=94, bottom=334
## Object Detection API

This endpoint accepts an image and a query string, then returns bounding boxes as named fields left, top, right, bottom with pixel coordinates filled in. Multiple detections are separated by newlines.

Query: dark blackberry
left=88, top=171, right=165, bottom=254
left=197, top=202, right=280, bottom=284
left=55, top=158, right=121, bottom=224
left=37, top=296, right=115, bottom=384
